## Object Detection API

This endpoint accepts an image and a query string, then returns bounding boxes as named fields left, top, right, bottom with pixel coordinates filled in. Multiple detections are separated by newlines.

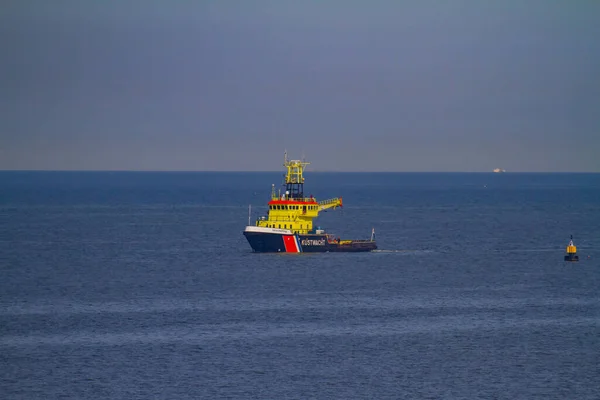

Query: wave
left=372, top=249, right=434, bottom=254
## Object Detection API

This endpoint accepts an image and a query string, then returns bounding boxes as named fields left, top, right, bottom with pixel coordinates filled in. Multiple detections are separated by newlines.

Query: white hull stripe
left=244, top=226, right=292, bottom=235
left=295, top=235, right=302, bottom=252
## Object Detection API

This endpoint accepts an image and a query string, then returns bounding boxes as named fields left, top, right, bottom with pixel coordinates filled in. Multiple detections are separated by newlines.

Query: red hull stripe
left=283, top=235, right=300, bottom=253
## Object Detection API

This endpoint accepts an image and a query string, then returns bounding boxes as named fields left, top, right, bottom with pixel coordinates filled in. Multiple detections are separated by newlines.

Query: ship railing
left=324, top=234, right=375, bottom=243
left=272, top=196, right=318, bottom=203
left=256, top=216, right=306, bottom=223
left=318, top=197, right=343, bottom=210
left=319, top=197, right=339, bottom=205
left=318, top=197, right=340, bottom=205
left=258, top=216, right=303, bottom=221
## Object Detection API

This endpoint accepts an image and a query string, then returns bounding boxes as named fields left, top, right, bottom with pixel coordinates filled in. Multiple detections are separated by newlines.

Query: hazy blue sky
left=2, top=1, right=599, bottom=171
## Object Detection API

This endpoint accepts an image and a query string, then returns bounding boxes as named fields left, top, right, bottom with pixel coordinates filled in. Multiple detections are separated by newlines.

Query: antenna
left=248, top=204, right=251, bottom=226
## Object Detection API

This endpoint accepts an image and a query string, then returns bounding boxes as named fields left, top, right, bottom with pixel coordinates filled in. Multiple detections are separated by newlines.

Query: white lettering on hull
left=301, top=239, right=326, bottom=246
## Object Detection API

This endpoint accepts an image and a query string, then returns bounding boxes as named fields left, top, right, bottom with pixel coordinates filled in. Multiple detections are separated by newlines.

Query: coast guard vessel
left=243, top=153, right=377, bottom=253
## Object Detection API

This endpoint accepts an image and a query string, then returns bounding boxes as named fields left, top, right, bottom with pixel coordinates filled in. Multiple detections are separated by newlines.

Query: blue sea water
left=1, top=171, right=599, bottom=399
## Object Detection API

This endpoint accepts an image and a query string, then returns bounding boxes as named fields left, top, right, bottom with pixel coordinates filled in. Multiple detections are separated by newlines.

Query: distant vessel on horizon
left=493, top=168, right=506, bottom=173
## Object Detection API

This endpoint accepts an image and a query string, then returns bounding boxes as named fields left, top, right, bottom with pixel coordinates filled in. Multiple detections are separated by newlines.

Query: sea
left=1, top=171, right=599, bottom=399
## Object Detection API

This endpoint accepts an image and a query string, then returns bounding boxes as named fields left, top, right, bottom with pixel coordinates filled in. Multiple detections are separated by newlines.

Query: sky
left=1, top=0, right=599, bottom=172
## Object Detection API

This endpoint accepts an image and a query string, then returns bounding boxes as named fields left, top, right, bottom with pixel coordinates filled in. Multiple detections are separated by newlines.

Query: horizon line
left=1, top=169, right=598, bottom=174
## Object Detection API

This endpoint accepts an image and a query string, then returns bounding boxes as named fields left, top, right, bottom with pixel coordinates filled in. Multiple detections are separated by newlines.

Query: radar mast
left=282, top=152, right=309, bottom=200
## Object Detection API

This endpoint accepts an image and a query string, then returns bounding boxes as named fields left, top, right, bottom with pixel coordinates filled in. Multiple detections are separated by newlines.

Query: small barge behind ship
left=243, top=153, right=377, bottom=253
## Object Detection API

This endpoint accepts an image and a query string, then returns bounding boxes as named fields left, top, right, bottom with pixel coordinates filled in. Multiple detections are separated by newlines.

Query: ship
left=493, top=168, right=506, bottom=173
left=243, top=153, right=377, bottom=253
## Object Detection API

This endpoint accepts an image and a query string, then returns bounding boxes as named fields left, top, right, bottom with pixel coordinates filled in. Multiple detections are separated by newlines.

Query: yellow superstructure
left=255, top=153, right=342, bottom=234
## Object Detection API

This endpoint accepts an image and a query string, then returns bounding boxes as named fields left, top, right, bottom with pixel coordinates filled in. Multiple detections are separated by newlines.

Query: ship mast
left=283, top=151, right=309, bottom=201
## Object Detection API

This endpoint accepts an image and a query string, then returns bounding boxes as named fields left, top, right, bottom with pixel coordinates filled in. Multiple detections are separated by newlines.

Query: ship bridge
left=255, top=152, right=342, bottom=234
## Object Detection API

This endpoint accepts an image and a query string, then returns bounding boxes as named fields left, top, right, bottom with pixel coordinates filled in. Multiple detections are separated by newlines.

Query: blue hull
left=243, top=227, right=376, bottom=253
